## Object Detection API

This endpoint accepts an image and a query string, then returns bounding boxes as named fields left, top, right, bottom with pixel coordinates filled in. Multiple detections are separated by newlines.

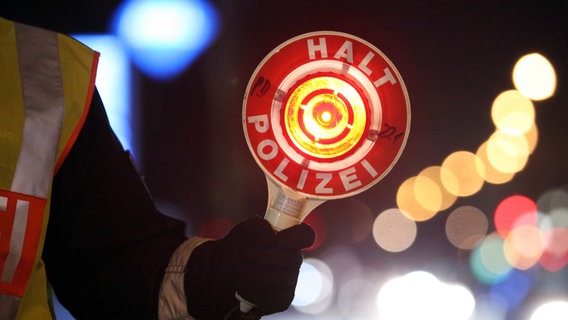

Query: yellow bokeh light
left=441, top=151, right=485, bottom=197
left=285, top=76, right=368, bottom=159
left=418, top=166, right=458, bottom=211
left=476, top=141, right=516, bottom=184
left=413, top=175, right=443, bottom=213
left=513, top=53, right=557, bottom=101
left=397, top=176, right=439, bottom=221
left=523, top=123, right=539, bottom=155
left=491, top=90, right=535, bottom=136
left=486, top=130, right=530, bottom=174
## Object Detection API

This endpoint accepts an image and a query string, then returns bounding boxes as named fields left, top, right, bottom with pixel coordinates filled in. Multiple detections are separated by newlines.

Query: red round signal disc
left=243, top=31, right=410, bottom=199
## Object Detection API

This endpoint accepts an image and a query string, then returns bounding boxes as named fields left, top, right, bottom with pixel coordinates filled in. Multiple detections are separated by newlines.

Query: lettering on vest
left=0, top=196, right=28, bottom=283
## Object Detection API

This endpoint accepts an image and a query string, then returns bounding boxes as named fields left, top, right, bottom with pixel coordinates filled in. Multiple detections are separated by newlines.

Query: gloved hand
left=184, top=216, right=315, bottom=319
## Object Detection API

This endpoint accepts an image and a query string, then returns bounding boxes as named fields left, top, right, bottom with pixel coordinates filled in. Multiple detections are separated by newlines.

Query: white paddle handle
left=235, top=179, right=325, bottom=313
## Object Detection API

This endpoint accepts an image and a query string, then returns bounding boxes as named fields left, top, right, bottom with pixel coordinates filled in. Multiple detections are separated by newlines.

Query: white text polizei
left=247, top=114, right=379, bottom=195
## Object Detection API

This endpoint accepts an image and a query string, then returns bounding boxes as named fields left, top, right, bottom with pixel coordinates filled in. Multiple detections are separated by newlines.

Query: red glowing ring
left=243, top=31, right=411, bottom=199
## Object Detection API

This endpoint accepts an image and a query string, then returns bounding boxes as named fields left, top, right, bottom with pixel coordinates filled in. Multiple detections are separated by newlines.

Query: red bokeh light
left=494, top=195, right=537, bottom=237
left=539, top=227, right=568, bottom=272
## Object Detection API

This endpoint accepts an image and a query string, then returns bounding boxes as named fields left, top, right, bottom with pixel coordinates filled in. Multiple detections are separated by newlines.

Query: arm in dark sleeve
left=43, top=89, right=188, bottom=319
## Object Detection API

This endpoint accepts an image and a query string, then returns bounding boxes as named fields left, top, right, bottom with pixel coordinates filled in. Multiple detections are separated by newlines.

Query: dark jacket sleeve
left=43, top=89, right=188, bottom=319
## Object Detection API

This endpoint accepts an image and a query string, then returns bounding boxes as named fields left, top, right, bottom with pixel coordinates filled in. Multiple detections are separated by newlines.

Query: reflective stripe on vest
left=0, top=17, right=99, bottom=319
left=12, top=21, right=65, bottom=199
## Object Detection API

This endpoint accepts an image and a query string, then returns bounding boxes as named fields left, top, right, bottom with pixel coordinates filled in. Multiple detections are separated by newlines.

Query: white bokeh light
left=292, top=258, right=334, bottom=314
left=530, top=300, right=568, bottom=320
left=293, top=261, right=322, bottom=307
left=73, top=35, right=133, bottom=154
left=513, top=53, right=556, bottom=101
left=377, top=271, right=475, bottom=320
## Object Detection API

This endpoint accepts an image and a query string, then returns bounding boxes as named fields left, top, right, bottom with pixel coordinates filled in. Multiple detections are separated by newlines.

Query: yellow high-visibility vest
left=0, top=17, right=99, bottom=319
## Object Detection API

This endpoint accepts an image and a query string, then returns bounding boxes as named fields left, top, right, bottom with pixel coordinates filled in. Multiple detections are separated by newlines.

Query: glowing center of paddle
left=284, top=76, right=368, bottom=159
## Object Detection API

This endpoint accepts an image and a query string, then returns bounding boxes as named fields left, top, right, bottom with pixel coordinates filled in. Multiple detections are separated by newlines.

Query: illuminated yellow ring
left=284, top=75, right=368, bottom=159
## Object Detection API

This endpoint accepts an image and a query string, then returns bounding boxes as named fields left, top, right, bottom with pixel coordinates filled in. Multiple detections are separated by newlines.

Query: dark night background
left=2, top=1, right=567, bottom=319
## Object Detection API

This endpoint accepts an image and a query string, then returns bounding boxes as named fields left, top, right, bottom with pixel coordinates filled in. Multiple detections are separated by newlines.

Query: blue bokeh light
left=112, top=0, right=219, bottom=80
left=490, top=268, right=538, bottom=310
left=73, top=34, right=133, bottom=155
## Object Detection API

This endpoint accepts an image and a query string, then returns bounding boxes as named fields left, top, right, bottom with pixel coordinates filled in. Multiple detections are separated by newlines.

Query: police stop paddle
left=242, top=31, right=411, bottom=231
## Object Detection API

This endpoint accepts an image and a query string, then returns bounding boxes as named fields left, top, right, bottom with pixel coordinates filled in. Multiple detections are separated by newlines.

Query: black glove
left=184, top=216, right=315, bottom=319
